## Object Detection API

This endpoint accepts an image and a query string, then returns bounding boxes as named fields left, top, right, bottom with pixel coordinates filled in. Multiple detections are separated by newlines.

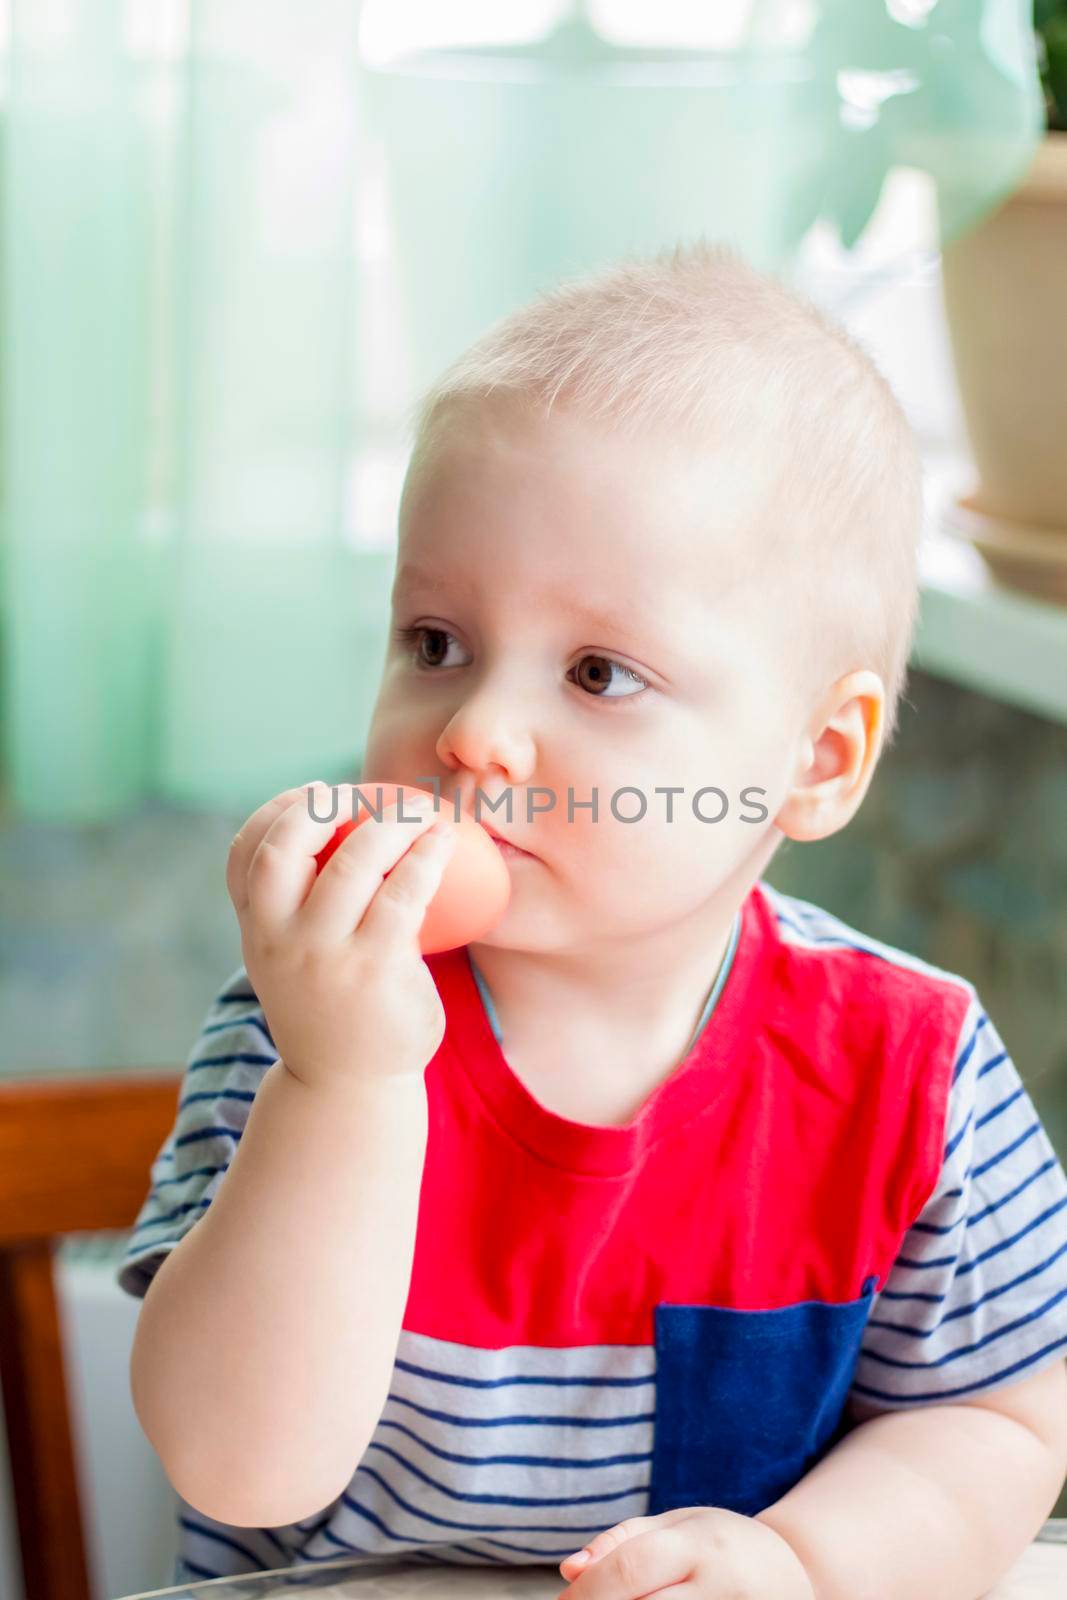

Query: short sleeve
left=117, top=965, right=279, bottom=1299
left=850, top=989, right=1067, bottom=1407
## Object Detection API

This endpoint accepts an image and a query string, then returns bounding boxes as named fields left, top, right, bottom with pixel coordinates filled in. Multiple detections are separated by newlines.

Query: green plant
left=1036, top=0, right=1067, bottom=130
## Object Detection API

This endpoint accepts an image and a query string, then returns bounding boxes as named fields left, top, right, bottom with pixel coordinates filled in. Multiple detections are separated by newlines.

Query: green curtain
left=0, top=0, right=1045, bottom=823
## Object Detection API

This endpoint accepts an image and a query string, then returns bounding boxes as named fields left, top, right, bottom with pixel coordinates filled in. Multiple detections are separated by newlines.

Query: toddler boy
left=121, top=242, right=1067, bottom=1598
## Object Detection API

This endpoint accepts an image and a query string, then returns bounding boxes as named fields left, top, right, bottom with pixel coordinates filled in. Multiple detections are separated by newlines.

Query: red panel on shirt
left=405, top=881, right=971, bottom=1349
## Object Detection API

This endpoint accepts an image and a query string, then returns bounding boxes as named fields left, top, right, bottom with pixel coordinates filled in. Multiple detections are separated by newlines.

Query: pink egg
left=313, top=782, right=511, bottom=954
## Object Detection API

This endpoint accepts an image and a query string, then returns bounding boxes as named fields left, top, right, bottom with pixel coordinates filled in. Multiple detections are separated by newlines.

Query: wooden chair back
left=0, top=1073, right=182, bottom=1600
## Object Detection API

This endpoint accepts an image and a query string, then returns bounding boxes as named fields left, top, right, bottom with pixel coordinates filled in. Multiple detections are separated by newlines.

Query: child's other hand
left=556, top=1507, right=816, bottom=1600
left=226, top=782, right=457, bottom=1098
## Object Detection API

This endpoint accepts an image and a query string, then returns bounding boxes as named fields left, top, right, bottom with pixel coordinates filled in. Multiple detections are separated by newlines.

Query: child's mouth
left=484, top=829, right=535, bottom=861
left=492, top=837, right=533, bottom=860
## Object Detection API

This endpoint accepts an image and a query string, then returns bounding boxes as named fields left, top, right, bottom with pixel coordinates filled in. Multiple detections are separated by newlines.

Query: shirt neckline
left=430, top=881, right=773, bottom=1178
left=469, top=907, right=742, bottom=1058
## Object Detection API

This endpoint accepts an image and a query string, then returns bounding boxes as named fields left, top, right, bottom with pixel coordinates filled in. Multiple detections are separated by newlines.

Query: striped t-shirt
left=118, top=878, right=1067, bottom=1585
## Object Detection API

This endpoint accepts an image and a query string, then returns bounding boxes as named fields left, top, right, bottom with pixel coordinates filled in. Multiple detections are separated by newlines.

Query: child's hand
left=556, top=1507, right=816, bottom=1600
left=226, top=781, right=457, bottom=1098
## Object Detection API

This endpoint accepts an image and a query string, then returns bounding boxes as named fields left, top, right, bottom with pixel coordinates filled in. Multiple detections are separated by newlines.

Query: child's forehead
left=403, top=396, right=785, bottom=586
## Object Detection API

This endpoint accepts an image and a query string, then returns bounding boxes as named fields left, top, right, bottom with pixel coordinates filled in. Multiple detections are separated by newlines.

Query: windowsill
left=912, top=449, right=1067, bottom=727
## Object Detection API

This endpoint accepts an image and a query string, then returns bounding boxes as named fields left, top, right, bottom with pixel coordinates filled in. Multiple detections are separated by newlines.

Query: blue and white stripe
left=175, top=1328, right=656, bottom=1577
left=119, top=966, right=279, bottom=1298
left=851, top=990, right=1067, bottom=1404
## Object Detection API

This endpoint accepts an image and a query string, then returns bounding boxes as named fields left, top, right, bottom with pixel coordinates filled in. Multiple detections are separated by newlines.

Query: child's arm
left=131, top=1063, right=430, bottom=1528
left=754, top=1359, right=1067, bottom=1600
left=130, top=785, right=456, bottom=1529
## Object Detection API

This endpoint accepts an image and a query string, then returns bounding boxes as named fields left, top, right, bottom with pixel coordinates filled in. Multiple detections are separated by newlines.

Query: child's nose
left=435, top=692, right=538, bottom=791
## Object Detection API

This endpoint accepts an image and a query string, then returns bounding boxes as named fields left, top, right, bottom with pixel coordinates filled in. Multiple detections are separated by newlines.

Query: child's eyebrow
left=394, top=561, right=658, bottom=643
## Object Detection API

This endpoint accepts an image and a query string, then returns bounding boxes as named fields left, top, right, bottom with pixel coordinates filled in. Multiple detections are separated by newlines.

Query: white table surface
left=121, top=1520, right=1067, bottom=1599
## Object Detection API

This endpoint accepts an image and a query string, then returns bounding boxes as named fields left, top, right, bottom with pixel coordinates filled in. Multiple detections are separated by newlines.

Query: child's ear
left=775, top=669, right=885, bottom=844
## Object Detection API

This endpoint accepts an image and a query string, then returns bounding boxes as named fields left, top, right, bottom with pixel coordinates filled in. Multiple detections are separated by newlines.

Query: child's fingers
left=295, top=794, right=444, bottom=946
left=356, top=819, right=458, bottom=950
left=243, top=781, right=376, bottom=931
left=226, top=782, right=324, bottom=918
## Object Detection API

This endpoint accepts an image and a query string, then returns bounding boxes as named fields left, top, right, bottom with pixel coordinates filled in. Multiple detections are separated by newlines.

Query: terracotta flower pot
left=940, top=131, right=1067, bottom=601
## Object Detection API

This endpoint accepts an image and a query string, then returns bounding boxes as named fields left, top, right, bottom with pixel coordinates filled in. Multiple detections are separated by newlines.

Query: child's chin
left=471, top=903, right=571, bottom=953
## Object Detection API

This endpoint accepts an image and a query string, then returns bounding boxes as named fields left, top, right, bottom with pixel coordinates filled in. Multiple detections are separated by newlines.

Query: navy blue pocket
left=649, top=1275, right=877, bottom=1517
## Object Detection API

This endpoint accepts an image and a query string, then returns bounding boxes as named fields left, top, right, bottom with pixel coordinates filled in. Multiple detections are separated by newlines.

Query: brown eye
left=419, top=628, right=450, bottom=667
left=572, top=654, right=647, bottom=699
left=393, top=625, right=468, bottom=669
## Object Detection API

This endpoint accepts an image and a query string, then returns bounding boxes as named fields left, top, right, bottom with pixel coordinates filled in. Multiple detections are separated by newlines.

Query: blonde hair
left=405, top=240, right=923, bottom=751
